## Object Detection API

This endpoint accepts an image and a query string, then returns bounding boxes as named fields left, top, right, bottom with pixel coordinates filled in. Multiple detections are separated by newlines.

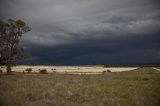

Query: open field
left=0, top=65, right=138, bottom=74
left=152, top=67, right=160, bottom=72
left=0, top=67, right=160, bottom=106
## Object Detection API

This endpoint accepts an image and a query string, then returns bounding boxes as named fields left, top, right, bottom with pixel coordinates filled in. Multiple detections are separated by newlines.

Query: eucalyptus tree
left=0, top=19, right=31, bottom=74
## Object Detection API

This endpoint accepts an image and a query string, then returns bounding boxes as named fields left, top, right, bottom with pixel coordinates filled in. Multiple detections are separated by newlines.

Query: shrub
left=102, top=70, right=111, bottom=74
left=51, top=69, right=56, bottom=71
left=107, top=69, right=111, bottom=72
left=39, top=69, right=47, bottom=74
left=25, top=68, right=32, bottom=73
left=0, top=70, right=2, bottom=74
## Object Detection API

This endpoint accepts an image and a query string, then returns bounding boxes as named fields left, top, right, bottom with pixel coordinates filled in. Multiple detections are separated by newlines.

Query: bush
left=25, top=68, right=32, bottom=73
left=107, top=69, right=111, bottom=72
left=102, top=70, right=111, bottom=74
left=51, top=69, right=56, bottom=71
left=39, top=69, right=47, bottom=74
left=0, top=70, right=2, bottom=74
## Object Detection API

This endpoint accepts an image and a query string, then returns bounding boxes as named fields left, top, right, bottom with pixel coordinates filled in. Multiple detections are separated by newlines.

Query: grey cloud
left=22, top=31, right=74, bottom=46
left=1, top=0, right=160, bottom=64
left=21, top=14, right=160, bottom=46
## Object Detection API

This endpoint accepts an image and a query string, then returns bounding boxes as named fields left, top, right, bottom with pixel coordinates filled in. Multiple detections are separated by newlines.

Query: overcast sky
left=1, top=0, right=160, bottom=64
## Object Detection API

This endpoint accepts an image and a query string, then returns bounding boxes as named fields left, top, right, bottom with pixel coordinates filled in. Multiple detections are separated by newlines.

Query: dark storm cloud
left=1, top=0, right=160, bottom=64
left=25, top=33, right=160, bottom=64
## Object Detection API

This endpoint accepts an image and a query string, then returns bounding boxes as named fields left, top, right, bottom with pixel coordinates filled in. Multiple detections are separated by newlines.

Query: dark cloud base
left=24, top=33, right=160, bottom=65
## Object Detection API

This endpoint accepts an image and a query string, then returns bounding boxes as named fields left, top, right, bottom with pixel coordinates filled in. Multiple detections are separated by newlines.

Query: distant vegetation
left=25, top=68, right=32, bottom=73
left=4, top=63, right=159, bottom=67
left=0, top=69, right=2, bottom=74
left=39, top=69, right=47, bottom=74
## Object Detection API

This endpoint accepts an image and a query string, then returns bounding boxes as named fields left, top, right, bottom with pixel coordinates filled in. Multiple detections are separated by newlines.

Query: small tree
left=25, top=68, right=32, bottom=73
left=0, top=19, right=31, bottom=74
left=39, top=69, right=47, bottom=74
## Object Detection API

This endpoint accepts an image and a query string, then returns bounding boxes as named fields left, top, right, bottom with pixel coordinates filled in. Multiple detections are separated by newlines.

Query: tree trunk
left=7, top=65, right=12, bottom=74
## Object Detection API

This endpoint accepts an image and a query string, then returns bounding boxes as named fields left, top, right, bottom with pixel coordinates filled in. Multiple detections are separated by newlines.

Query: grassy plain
left=0, top=65, right=138, bottom=73
left=0, top=67, right=160, bottom=106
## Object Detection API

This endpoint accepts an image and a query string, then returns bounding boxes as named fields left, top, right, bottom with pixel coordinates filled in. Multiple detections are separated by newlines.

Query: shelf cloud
left=1, top=0, right=160, bottom=64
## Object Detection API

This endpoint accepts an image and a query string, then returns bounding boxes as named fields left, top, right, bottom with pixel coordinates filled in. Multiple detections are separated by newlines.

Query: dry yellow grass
left=0, top=65, right=138, bottom=74
left=0, top=67, right=160, bottom=106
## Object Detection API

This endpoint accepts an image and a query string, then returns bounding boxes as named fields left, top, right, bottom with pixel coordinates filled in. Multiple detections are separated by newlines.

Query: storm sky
left=1, top=0, right=160, bottom=64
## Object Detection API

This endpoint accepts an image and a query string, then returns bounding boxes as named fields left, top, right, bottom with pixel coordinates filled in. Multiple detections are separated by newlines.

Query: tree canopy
left=0, top=19, right=31, bottom=73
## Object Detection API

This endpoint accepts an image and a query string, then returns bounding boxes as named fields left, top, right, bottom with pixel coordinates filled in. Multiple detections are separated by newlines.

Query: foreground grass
left=0, top=67, right=160, bottom=106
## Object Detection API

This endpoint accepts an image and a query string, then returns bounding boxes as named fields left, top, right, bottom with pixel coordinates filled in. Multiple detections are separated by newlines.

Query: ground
left=0, top=67, right=160, bottom=106
left=0, top=65, right=138, bottom=73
